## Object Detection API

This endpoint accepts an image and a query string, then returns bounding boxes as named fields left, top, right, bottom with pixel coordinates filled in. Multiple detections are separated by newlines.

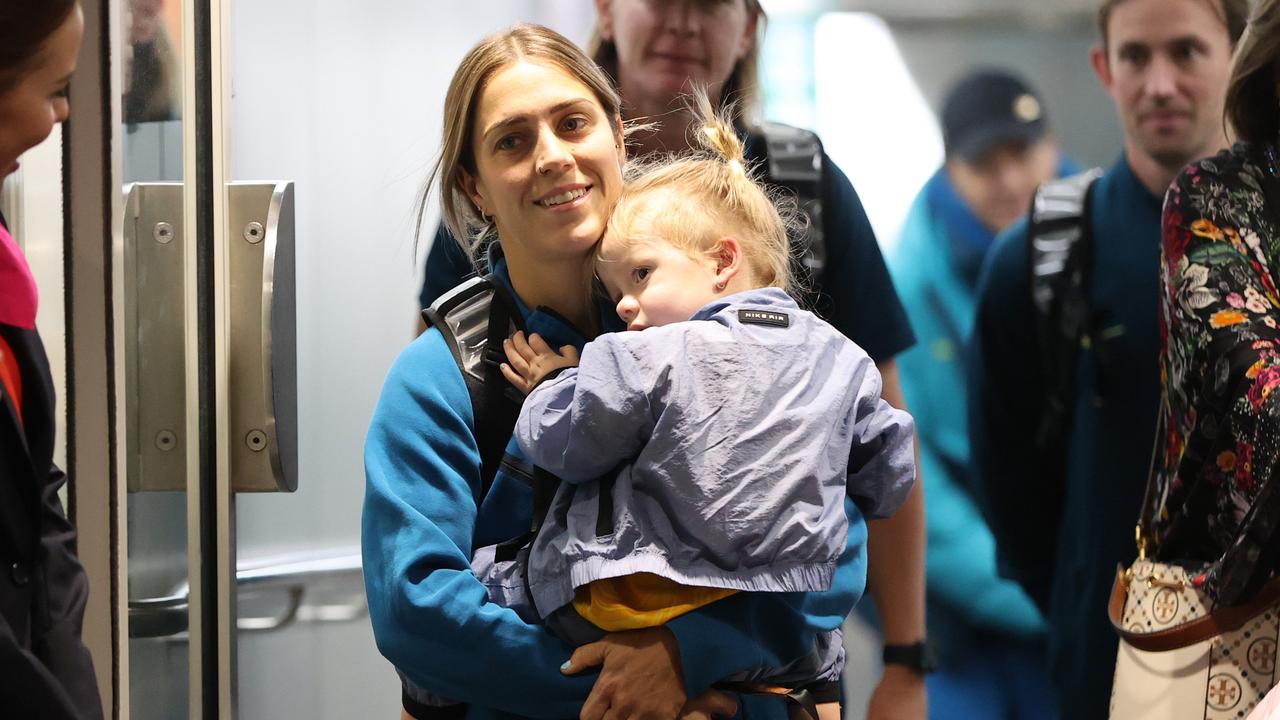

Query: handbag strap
left=1109, top=565, right=1280, bottom=652
left=1134, top=398, right=1167, bottom=560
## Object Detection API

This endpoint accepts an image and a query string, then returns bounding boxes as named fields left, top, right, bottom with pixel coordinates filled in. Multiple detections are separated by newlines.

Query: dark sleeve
left=32, top=464, right=103, bottom=719
left=966, top=219, right=1061, bottom=612
left=0, top=618, right=88, bottom=720
left=419, top=225, right=480, bottom=310
left=813, top=157, right=916, bottom=362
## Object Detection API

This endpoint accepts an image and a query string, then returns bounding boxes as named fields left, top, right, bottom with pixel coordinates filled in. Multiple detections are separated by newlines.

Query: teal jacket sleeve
left=362, top=330, right=594, bottom=718
left=890, top=204, right=1043, bottom=637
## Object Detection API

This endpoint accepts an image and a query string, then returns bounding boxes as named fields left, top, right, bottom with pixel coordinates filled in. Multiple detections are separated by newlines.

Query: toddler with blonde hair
left=484, top=93, right=916, bottom=717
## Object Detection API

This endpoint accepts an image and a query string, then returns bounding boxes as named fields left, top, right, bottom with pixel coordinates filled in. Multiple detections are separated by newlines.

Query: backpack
left=420, top=275, right=560, bottom=564
left=1026, top=168, right=1103, bottom=514
left=747, top=122, right=827, bottom=304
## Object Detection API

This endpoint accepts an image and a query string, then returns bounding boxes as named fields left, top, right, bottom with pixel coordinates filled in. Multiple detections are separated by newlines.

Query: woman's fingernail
left=560, top=660, right=573, bottom=671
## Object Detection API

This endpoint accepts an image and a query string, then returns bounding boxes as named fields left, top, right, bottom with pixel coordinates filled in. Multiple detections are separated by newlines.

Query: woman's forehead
left=475, top=60, right=599, bottom=125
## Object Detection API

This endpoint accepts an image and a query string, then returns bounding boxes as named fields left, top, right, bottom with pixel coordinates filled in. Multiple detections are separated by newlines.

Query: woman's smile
left=534, top=183, right=593, bottom=210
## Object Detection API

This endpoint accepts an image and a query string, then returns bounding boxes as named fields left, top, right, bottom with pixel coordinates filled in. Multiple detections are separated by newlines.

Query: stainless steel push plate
left=227, top=182, right=298, bottom=492
left=123, top=181, right=298, bottom=493
left=124, top=183, right=186, bottom=492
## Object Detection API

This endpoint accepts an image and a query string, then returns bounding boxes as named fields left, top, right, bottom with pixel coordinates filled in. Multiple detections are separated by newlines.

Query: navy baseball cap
left=942, top=70, right=1048, bottom=163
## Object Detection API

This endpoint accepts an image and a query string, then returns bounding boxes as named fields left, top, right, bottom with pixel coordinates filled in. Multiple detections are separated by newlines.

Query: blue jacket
left=363, top=259, right=871, bottom=720
left=889, top=169, right=1051, bottom=662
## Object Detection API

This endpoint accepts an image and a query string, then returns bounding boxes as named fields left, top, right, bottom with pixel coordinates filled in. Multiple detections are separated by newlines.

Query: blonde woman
left=418, top=8, right=929, bottom=713
left=491, top=94, right=915, bottom=720
left=363, top=25, right=868, bottom=720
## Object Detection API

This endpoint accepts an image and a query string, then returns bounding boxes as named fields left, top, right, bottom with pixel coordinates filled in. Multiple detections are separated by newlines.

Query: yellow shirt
left=572, top=573, right=738, bottom=631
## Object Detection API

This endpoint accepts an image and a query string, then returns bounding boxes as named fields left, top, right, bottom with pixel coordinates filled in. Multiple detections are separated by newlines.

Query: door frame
left=67, top=0, right=236, bottom=716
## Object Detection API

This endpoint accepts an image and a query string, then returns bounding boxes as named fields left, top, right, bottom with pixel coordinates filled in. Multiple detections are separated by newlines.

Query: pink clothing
left=1252, top=686, right=1280, bottom=719
left=0, top=222, right=38, bottom=330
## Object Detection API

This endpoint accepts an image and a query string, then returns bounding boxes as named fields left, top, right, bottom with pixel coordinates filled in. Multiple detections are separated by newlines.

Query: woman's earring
left=715, top=280, right=727, bottom=291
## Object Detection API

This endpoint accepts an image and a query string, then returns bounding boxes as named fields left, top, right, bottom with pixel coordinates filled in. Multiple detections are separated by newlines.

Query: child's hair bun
left=690, top=87, right=747, bottom=177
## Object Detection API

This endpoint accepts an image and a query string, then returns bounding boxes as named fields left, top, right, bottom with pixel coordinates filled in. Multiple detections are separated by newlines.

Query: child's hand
left=501, top=331, right=580, bottom=395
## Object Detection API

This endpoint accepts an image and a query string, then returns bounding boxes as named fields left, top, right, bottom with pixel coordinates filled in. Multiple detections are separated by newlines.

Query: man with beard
left=966, top=0, right=1246, bottom=716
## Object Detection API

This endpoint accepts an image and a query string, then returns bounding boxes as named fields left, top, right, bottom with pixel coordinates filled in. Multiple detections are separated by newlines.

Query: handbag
left=1108, top=555, right=1280, bottom=718
left=1108, top=410, right=1280, bottom=718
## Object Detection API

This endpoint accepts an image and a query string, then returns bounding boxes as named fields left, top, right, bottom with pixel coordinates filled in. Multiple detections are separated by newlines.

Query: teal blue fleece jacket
left=889, top=168, right=1053, bottom=652
left=362, top=260, right=869, bottom=720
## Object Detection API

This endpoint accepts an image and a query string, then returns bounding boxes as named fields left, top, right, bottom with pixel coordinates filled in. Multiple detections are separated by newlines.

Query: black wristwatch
left=882, top=641, right=938, bottom=675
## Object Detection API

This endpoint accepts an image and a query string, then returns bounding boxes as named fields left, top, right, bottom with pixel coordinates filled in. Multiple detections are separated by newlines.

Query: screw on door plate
left=245, top=429, right=267, bottom=452
left=154, top=222, right=174, bottom=244
left=155, top=430, right=177, bottom=451
left=244, top=222, right=265, bottom=244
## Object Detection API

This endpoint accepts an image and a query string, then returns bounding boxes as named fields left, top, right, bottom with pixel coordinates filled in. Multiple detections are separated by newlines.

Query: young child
left=489, top=93, right=917, bottom=716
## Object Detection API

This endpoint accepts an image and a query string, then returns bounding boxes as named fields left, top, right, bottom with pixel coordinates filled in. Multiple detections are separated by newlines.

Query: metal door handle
left=128, top=549, right=363, bottom=639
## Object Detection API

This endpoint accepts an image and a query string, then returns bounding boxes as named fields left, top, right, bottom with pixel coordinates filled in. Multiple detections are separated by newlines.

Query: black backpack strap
left=492, top=460, right=561, bottom=563
left=749, top=122, right=826, bottom=299
left=1027, top=168, right=1103, bottom=462
left=422, top=274, right=526, bottom=500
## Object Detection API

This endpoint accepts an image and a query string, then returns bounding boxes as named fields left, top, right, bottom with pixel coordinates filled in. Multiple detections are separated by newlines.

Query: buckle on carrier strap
left=714, top=680, right=840, bottom=720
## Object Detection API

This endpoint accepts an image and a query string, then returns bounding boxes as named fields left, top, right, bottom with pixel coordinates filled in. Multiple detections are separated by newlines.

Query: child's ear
left=711, top=236, right=744, bottom=285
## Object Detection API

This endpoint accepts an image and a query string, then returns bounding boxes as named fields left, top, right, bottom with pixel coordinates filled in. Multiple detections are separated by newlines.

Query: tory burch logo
left=1208, top=676, right=1240, bottom=709
left=1152, top=589, right=1179, bottom=623
left=1250, top=638, right=1277, bottom=674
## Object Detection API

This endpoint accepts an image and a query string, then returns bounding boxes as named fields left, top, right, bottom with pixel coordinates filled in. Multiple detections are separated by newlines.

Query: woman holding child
left=362, top=22, right=915, bottom=720
left=417, top=6, right=930, bottom=713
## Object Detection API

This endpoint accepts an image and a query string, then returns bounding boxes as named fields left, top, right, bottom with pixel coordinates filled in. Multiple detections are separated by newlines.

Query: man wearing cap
left=887, top=69, right=1066, bottom=720
left=966, top=0, right=1246, bottom=716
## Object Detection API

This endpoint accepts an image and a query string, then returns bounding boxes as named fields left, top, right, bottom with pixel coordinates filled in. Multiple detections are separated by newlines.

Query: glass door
left=119, top=0, right=197, bottom=717
left=118, top=2, right=598, bottom=717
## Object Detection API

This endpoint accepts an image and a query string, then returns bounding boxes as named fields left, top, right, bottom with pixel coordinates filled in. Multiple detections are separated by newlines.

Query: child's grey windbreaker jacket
left=514, top=287, right=916, bottom=618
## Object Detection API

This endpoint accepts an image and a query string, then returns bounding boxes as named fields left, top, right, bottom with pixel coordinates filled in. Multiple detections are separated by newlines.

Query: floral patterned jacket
left=1156, top=142, right=1280, bottom=605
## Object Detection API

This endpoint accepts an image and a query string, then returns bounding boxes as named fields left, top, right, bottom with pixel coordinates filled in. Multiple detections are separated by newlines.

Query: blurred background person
left=967, top=0, right=1246, bottom=717
left=0, top=2, right=101, bottom=718
left=123, top=0, right=178, bottom=123
left=887, top=69, right=1068, bottom=720
left=414, top=3, right=929, bottom=716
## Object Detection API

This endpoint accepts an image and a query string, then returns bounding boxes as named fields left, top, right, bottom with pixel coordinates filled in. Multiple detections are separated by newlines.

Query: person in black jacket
left=0, top=3, right=101, bottom=719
